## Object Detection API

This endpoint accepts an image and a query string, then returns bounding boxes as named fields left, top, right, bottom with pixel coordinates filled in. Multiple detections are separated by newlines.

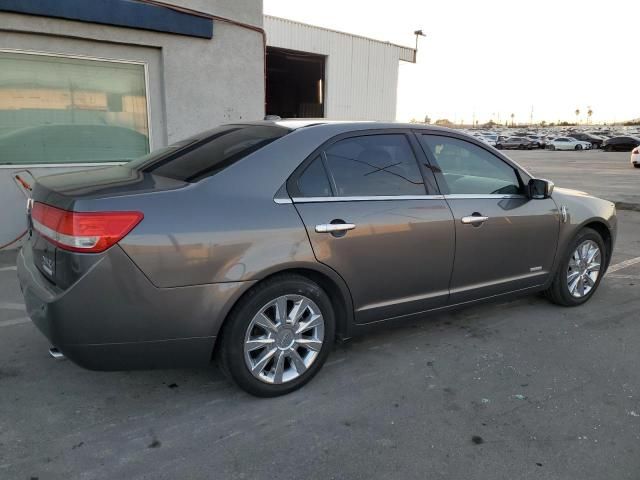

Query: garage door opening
left=266, top=47, right=325, bottom=118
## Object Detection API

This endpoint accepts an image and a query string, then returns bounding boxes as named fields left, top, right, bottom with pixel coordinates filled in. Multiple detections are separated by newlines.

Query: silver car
left=18, top=121, right=617, bottom=396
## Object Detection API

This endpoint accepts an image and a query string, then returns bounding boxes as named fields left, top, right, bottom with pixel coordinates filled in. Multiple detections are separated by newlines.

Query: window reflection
left=0, top=51, right=149, bottom=164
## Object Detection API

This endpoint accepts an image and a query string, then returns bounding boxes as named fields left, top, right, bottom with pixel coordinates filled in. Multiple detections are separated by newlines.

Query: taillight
left=31, top=202, right=143, bottom=253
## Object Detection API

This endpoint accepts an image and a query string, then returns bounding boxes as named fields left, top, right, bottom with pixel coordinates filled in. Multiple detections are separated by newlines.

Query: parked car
left=602, top=136, right=640, bottom=152
left=547, top=137, right=592, bottom=150
left=631, top=146, right=640, bottom=168
left=526, top=135, right=546, bottom=149
left=17, top=121, right=617, bottom=396
left=495, top=136, right=534, bottom=149
left=568, top=132, right=605, bottom=149
left=479, top=135, right=497, bottom=146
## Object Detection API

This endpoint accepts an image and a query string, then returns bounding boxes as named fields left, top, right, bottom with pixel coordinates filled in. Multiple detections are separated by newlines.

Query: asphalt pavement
left=509, top=149, right=640, bottom=209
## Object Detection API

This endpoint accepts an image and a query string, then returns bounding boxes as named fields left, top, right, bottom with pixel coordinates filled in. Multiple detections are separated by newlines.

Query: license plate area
left=32, top=233, right=56, bottom=280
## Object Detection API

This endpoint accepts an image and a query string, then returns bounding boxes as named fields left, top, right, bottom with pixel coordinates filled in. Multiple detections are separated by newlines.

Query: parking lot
left=2, top=151, right=640, bottom=480
left=510, top=149, right=639, bottom=207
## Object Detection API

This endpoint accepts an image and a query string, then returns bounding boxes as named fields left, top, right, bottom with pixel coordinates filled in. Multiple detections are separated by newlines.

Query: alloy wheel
left=243, top=295, right=325, bottom=384
left=567, top=240, right=601, bottom=298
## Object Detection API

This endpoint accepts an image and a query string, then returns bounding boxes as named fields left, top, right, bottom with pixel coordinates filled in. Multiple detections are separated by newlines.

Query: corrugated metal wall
left=264, top=16, right=415, bottom=121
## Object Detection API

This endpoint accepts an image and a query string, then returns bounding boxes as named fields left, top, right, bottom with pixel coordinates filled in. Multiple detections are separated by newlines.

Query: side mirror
left=528, top=178, right=554, bottom=199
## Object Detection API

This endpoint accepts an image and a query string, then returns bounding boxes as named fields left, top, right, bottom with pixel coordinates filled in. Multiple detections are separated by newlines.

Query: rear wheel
left=634, top=164, right=640, bottom=168
left=549, top=145, right=556, bottom=151
left=218, top=274, right=335, bottom=397
left=545, top=228, right=606, bottom=306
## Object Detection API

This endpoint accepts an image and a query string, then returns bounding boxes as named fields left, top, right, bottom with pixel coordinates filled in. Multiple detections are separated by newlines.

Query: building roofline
left=264, top=15, right=416, bottom=62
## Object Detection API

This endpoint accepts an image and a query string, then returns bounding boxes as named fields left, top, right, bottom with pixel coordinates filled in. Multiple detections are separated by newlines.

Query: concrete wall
left=0, top=0, right=264, bottom=248
left=264, top=15, right=415, bottom=122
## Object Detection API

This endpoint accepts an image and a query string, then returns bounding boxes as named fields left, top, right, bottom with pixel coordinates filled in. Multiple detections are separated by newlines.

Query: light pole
left=413, top=29, right=426, bottom=62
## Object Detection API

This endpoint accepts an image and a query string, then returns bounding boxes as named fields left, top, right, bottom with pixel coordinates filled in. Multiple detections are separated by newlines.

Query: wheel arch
left=581, top=220, right=613, bottom=269
left=211, top=264, right=355, bottom=362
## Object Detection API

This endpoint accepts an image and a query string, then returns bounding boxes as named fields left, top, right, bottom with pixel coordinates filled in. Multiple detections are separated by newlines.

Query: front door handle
left=461, top=215, right=489, bottom=225
left=315, top=223, right=356, bottom=233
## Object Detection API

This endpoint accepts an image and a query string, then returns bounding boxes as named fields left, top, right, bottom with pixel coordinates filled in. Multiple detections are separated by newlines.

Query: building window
left=0, top=51, right=150, bottom=165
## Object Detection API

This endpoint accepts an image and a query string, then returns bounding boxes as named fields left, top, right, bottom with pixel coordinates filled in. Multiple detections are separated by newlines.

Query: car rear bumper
left=17, top=240, right=253, bottom=370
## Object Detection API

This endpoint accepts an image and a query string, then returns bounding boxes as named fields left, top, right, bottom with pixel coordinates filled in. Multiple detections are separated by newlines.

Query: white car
left=548, top=137, right=592, bottom=151
left=632, top=146, right=640, bottom=168
left=480, top=135, right=497, bottom=146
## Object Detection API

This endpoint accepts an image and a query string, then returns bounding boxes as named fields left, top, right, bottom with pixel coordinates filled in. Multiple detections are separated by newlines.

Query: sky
left=263, top=0, right=639, bottom=124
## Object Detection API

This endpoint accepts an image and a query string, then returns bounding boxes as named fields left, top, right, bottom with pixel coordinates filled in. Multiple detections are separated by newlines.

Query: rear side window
left=297, top=156, right=332, bottom=197
left=130, top=125, right=289, bottom=182
left=322, top=134, right=425, bottom=196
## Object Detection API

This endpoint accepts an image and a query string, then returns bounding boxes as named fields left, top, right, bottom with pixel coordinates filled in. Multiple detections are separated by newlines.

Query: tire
left=218, top=274, right=335, bottom=397
left=634, top=164, right=640, bottom=168
left=549, top=145, right=556, bottom=151
left=496, top=144, right=503, bottom=150
left=545, top=228, right=607, bottom=307
left=575, top=144, right=583, bottom=150
left=604, top=145, right=612, bottom=152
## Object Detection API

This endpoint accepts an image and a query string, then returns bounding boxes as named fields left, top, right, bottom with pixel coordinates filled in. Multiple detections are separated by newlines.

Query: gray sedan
left=18, top=121, right=617, bottom=396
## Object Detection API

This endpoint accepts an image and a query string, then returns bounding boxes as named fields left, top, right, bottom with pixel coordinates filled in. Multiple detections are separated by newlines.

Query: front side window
left=0, top=51, right=149, bottom=165
left=322, top=134, right=425, bottom=196
left=420, top=135, right=522, bottom=195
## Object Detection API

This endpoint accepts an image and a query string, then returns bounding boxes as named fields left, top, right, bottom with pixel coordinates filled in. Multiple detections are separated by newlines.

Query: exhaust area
left=48, top=347, right=64, bottom=360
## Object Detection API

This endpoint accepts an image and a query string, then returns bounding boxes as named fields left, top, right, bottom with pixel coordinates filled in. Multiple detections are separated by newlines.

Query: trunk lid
left=28, top=165, right=186, bottom=288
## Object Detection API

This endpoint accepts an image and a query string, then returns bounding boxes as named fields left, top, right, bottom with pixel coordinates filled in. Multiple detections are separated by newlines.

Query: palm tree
left=575, top=108, right=580, bottom=125
left=587, top=107, right=593, bottom=125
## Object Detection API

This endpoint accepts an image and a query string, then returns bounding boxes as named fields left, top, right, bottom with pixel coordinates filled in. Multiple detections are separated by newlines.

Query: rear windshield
left=128, top=125, right=289, bottom=182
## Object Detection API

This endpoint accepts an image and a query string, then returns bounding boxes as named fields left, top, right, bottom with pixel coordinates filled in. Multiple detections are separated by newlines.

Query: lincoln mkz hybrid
left=18, top=121, right=617, bottom=396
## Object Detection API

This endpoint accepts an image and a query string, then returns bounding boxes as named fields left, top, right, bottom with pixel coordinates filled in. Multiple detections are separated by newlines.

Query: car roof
left=227, top=119, right=475, bottom=136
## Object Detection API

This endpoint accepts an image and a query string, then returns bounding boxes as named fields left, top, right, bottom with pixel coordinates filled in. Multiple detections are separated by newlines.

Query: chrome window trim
left=0, top=48, right=154, bottom=161
left=291, top=195, right=446, bottom=203
left=283, top=193, right=528, bottom=204
left=444, top=194, right=527, bottom=200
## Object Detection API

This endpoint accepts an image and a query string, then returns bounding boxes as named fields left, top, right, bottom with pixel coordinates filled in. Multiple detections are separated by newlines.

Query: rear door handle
left=315, top=223, right=356, bottom=233
left=461, top=215, right=489, bottom=224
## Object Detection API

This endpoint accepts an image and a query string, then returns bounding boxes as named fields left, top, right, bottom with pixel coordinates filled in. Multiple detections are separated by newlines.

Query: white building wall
left=264, top=15, right=414, bottom=121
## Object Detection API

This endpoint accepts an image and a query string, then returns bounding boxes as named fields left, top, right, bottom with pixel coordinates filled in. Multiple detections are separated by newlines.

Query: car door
left=418, top=133, right=560, bottom=304
left=289, top=130, right=455, bottom=324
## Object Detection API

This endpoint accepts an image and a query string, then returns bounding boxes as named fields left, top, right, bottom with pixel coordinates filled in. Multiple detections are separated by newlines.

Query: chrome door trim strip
left=290, top=195, right=446, bottom=203
left=283, top=194, right=527, bottom=204
left=444, top=194, right=527, bottom=200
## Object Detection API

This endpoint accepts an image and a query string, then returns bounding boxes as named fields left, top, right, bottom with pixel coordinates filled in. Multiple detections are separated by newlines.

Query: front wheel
left=218, top=274, right=335, bottom=397
left=575, top=144, right=583, bottom=150
left=545, top=228, right=606, bottom=306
